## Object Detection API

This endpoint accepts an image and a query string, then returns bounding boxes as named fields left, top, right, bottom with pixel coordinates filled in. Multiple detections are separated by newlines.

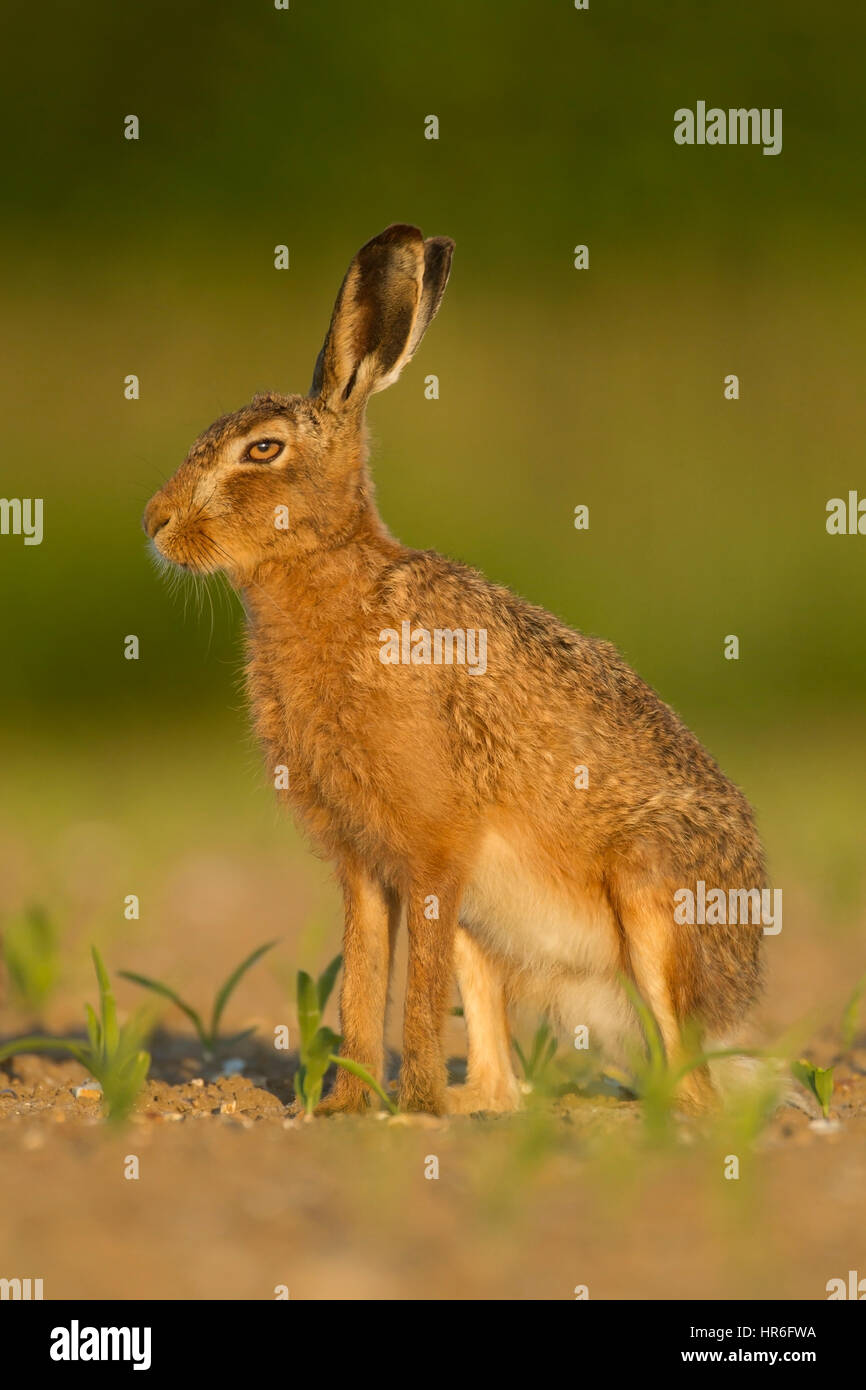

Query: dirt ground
left=1, top=1031, right=865, bottom=1301
left=1, top=728, right=863, bottom=1301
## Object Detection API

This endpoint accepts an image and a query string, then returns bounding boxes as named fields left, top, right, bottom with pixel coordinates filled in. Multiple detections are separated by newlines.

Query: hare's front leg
left=445, top=927, right=521, bottom=1115
left=317, top=858, right=398, bottom=1115
left=400, top=875, right=461, bottom=1113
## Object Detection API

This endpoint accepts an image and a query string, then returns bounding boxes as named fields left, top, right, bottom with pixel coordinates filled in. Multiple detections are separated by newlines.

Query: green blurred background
left=1, top=0, right=863, bottom=1016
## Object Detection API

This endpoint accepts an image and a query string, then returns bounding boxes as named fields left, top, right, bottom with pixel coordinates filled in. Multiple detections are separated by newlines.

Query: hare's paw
left=673, top=1067, right=719, bottom=1117
left=286, top=1095, right=369, bottom=1118
left=444, top=1080, right=522, bottom=1116
left=313, top=1087, right=372, bottom=1117
left=297, top=1070, right=381, bottom=1117
left=398, top=1076, right=446, bottom=1115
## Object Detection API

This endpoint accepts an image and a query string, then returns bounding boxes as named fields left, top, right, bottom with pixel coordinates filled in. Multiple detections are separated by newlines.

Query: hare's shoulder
left=377, top=545, right=625, bottom=673
left=377, top=547, right=735, bottom=788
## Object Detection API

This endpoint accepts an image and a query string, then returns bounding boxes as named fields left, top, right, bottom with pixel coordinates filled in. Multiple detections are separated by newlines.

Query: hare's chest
left=247, top=643, right=398, bottom=839
left=249, top=649, right=360, bottom=774
left=247, top=631, right=475, bottom=869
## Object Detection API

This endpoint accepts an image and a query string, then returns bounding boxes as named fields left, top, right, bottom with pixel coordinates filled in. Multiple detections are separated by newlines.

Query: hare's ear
left=310, top=224, right=454, bottom=410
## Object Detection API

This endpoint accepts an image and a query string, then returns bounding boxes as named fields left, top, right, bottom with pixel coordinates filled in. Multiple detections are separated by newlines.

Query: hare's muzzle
left=143, top=497, right=172, bottom=539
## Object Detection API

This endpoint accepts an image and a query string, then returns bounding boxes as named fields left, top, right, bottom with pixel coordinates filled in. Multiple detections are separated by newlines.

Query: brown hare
left=144, top=223, right=766, bottom=1116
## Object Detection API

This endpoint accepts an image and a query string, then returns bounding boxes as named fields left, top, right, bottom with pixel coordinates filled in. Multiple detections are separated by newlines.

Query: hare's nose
left=143, top=498, right=172, bottom=538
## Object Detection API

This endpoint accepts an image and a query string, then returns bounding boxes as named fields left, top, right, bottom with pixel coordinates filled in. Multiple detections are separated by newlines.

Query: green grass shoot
left=294, top=954, right=398, bottom=1116
left=0, top=946, right=151, bottom=1123
left=119, top=940, right=276, bottom=1059
left=618, top=975, right=764, bottom=1140
left=791, top=1058, right=834, bottom=1119
left=841, top=971, right=866, bottom=1051
left=2, top=905, right=60, bottom=1014
left=513, top=1020, right=558, bottom=1091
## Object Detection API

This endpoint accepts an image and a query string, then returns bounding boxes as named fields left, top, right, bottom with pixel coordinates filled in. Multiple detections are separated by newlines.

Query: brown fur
left=144, top=224, right=765, bottom=1114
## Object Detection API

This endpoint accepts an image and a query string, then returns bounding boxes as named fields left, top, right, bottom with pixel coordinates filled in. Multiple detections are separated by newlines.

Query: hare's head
left=143, top=224, right=453, bottom=582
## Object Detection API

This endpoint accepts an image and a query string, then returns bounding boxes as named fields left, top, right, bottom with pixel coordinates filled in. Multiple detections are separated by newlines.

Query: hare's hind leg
left=612, top=882, right=717, bottom=1113
left=445, top=927, right=521, bottom=1115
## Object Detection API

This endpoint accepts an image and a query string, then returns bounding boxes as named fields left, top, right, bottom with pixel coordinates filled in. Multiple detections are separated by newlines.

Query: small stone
left=74, top=1080, right=103, bottom=1101
left=220, top=1099, right=238, bottom=1115
left=809, top=1117, right=842, bottom=1134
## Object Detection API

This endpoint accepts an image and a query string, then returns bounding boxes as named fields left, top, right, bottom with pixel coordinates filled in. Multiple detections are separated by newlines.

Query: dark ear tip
left=423, top=237, right=455, bottom=278
left=371, top=223, right=424, bottom=248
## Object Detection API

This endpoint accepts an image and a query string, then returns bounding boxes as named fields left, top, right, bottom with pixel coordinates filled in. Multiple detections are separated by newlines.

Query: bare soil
left=2, top=1034, right=864, bottom=1301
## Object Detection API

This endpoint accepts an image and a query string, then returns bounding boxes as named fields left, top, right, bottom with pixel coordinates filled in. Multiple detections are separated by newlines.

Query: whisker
left=203, top=536, right=296, bottom=625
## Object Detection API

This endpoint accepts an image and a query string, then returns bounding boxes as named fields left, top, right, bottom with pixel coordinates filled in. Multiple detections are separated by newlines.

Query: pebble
left=220, top=1058, right=245, bottom=1077
left=74, top=1081, right=103, bottom=1101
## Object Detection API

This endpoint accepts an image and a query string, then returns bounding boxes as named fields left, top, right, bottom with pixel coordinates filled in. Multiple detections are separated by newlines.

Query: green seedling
left=0, top=947, right=151, bottom=1123
left=120, top=939, right=276, bottom=1059
left=841, top=971, right=866, bottom=1051
left=513, top=1019, right=558, bottom=1092
left=617, top=975, right=761, bottom=1141
left=294, top=954, right=397, bottom=1116
left=2, top=905, right=60, bottom=1014
left=791, top=1058, right=834, bottom=1119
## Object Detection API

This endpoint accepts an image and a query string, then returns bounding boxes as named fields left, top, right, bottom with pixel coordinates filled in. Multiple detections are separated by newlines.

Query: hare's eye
left=246, top=440, right=283, bottom=463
